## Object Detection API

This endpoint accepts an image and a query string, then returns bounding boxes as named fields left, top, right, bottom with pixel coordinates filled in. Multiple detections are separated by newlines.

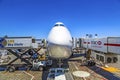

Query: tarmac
left=0, top=71, right=42, bottom=80
left=68, top=53, right=120, bottom=80
left=0, top=51, right=120, bottom=80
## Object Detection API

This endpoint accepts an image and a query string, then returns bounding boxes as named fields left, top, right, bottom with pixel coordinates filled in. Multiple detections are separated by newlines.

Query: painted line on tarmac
left=72, top=62, right=79, bottom=70
left=23, top=71, right=34, bottom=80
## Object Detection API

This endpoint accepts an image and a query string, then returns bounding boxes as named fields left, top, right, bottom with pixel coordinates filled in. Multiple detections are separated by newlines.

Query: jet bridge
left=0, top=37, right=39, bottom=72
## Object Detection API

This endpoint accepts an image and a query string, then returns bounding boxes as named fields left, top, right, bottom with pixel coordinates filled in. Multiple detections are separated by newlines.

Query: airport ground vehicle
left=47, top=68, right=68, bottom=80
left=0, top=37, right=52, bottom=72
left=32, top=54, right=52, bottom=71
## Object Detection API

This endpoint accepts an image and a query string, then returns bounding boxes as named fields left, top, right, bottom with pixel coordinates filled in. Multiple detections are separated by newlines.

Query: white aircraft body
left=47, top=22, right=72, bottom=59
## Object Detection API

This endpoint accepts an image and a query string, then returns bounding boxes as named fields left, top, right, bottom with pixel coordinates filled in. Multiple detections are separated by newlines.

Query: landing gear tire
left=38, top=66, right=43, bottom=71
left=27, top=66, right=31, bottom=71
left=107, top=57, right=112, bottom=63
left=113, top=57, right=118, bottom=63
left=8, top=66, right=15, bottom=72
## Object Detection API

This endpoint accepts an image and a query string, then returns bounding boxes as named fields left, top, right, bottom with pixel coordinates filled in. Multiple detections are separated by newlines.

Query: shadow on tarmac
left=87, top=65, right=120, bottom=80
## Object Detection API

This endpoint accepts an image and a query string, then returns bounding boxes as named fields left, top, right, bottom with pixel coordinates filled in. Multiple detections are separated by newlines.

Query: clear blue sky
left=0, top=0, right=120, bottom=38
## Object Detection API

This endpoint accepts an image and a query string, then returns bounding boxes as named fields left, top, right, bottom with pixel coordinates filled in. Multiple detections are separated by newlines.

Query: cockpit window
left=60, top=24, right=64, bottom=26
left=54, top=24, right=59, bottom=26
left=54, top=24, right=64, bottom=27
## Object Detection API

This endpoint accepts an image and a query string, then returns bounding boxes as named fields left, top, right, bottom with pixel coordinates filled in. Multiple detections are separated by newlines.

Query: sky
left=0, top=0, right=120, bottom=38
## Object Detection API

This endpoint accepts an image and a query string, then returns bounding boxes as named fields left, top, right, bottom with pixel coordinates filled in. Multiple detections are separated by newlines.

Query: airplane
left=47, top=22, right=73, bottom=60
